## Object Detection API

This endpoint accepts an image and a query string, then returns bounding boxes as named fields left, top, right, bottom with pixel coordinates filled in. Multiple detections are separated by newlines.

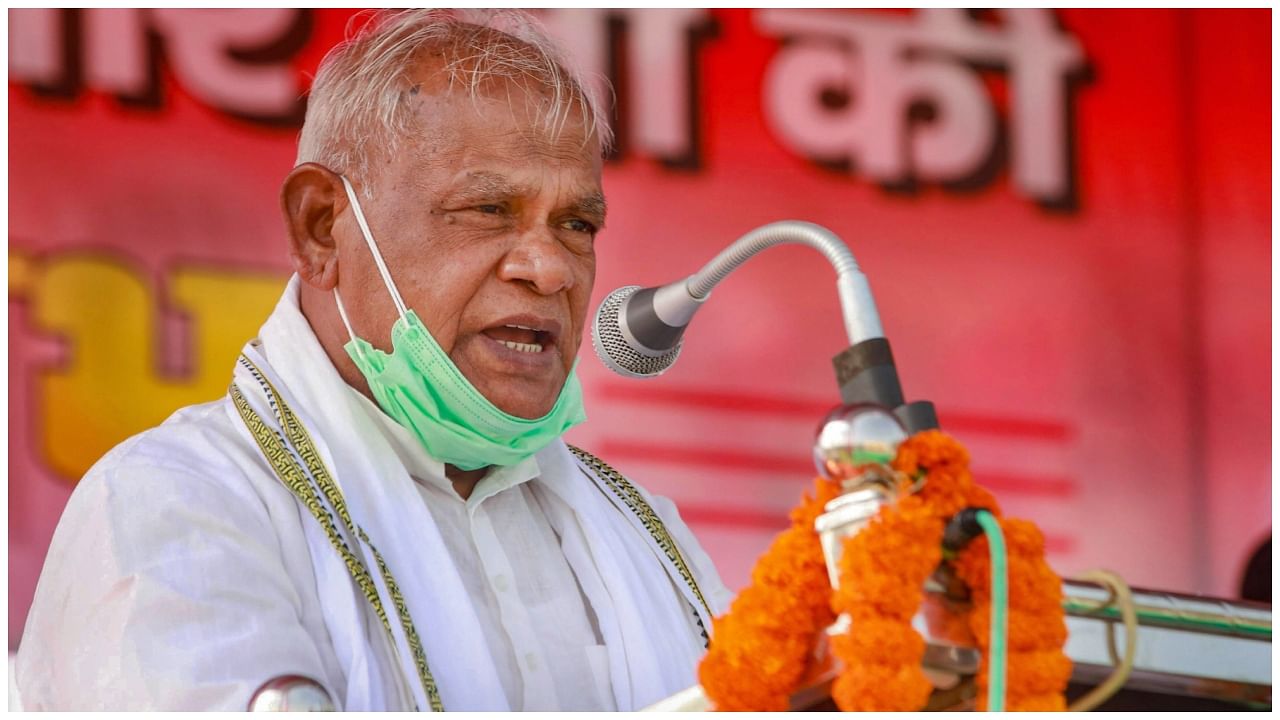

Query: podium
left=646, top=579, right=1271, bottom=711
left=1060, top=580, right=1269, bottom=711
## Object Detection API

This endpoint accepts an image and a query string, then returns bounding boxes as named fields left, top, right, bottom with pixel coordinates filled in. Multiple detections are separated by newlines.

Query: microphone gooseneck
left=590, top=219, right=937, bottom=432
left=684, top=220, right=882, bottom=345
left=592, top=220, right=881, bottom=376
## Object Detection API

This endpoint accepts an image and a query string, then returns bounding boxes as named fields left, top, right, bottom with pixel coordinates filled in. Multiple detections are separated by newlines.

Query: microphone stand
left=621, top=221, right=1272, bottom=712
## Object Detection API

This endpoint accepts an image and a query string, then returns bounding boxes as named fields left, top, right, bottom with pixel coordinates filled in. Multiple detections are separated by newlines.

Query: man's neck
left=299, top=282, right=376, bottom=400
left=446, top=464, right=489, bottom=500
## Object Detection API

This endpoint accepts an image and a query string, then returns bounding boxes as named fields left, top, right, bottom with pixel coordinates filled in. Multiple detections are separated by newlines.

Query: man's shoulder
left=42, top=396, right=295, bottom=598
left=18, top=399, right=334, bottom=710
left=75, top=397, right=273, bottom=512
left=92, top=398, right=249, bottom=477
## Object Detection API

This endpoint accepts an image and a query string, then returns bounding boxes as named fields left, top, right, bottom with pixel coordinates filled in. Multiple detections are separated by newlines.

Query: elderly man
left=17, top=10, right=731, bottom=711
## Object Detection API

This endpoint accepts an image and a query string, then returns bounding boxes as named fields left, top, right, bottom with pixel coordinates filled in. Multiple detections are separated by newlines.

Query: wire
left=1067, top=569, right=1139, bottom=712
left=974, top=510, right=1008, bottom=712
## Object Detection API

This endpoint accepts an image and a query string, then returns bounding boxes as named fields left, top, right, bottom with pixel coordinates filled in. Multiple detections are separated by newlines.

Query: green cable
left=975, top=510, right=1008, bottom=712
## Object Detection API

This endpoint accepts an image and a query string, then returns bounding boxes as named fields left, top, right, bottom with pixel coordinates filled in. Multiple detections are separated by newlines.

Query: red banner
left=8, top=9, right=1271, bottom=649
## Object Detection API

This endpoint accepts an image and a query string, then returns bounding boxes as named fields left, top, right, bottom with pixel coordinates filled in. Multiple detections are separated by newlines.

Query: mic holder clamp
left=832, top=339, right=939, bottom=435
left=896, top=401, right=940, bottom=435
left=941, top=507, right=988, bottom=554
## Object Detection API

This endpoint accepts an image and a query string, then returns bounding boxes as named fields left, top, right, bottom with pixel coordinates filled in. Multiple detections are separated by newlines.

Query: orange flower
left=963, top=484, right=1003, bottom=517
left=699, top=478, right=839, bottom=711
left=833, top=430, right=1071, bottom=711
left=832, top=662, right=934, bottom=712
left=967, top=607, right=1068, bottom=653
left=955, top=513, right=1072, bottom=712
left=1003, top=648, right=1074, bottom=696
left=698, top=430, right=1070, bottom=712
left=831, top=614, right=926, bottom=665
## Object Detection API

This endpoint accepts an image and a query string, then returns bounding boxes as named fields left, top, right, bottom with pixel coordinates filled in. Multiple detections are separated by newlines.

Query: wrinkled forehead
left=397, top=81, right=602, bottom=182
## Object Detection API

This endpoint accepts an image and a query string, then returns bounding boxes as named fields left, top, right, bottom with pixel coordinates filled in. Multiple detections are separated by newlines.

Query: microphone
left=591, top=220, right=939, bottom=432
left=590, top=281, right=704, bottom=378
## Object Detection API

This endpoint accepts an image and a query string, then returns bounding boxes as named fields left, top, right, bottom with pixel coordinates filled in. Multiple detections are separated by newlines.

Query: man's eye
left=563, top=218, right=597, bottom=235
left=474, top=204, right=503, bottom=215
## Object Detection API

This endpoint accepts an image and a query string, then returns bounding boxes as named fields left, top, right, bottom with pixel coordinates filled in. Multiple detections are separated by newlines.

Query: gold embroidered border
left=229, top=384, right=393, bottom=634
left=232, top=361, right=442, bottom=711
left=568, top=445, right=711, bottom=646
left=236, top=356, right=440, bottom=710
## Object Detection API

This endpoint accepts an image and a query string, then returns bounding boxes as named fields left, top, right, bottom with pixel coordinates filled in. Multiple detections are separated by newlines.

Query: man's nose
left=497, top=228, right=575, bottom=295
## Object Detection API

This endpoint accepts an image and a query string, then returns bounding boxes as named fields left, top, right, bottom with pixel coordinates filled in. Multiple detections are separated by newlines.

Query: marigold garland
left=829, top=492, right=942, bottom=711
left=697, top=477, right=840, bottom=711
left=954, top=518, right=1072, bottom=710
left=698, top=429, right=1072, bottom=712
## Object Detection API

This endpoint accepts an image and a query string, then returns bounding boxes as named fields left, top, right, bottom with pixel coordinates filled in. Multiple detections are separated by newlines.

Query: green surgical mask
left=333, top=175, right=587, bottom=471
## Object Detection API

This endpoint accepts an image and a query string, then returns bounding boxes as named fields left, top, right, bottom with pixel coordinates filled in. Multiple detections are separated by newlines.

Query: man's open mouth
left=481, top=316, right=561, bottom=354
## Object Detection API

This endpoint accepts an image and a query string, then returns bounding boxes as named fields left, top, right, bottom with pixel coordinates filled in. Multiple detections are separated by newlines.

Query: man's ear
left=281, top=162, right=345, bottom=291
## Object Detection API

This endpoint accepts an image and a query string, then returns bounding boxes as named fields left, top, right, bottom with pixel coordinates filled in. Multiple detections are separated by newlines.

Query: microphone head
left=592, top=285, right=683, bottom=378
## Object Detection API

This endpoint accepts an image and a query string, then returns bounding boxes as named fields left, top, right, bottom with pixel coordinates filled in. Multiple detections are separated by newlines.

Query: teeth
left=499, top=340, right=543, bottom=353
left=506, top=324, right=538, bottom=331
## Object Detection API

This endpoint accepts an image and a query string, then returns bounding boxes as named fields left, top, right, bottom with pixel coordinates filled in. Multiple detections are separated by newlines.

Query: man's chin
left=467, top=372, right=566, bottom=419
left=488, top=391, right=559, bottom=420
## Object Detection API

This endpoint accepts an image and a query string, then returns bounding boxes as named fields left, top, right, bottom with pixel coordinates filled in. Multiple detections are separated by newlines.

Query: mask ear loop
left=333, top=288, right=359, bottom=343
left=339, top=175, right=410, bottom=319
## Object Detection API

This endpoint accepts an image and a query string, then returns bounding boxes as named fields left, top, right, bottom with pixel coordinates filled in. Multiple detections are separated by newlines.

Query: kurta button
left=525, top=653, right=538, bottom=672
left=493, top=574, right=509, bottom=592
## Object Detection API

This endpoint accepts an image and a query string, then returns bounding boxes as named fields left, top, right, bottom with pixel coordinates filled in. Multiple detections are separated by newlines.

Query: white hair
left=296, top=9, right=612, bottom=192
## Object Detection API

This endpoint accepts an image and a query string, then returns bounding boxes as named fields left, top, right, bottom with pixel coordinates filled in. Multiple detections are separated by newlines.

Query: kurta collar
left=347, top=385, right=541, bottom=510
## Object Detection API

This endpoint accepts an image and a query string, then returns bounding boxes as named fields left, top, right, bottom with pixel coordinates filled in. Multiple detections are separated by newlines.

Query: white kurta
left=352, top=389, right=614, bottom=710
left=15, top=277, right=733, bottom=711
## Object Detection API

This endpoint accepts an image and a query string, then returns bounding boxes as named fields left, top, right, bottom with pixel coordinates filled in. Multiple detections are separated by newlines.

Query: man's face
left=337, top=78, right=604, bottom=419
